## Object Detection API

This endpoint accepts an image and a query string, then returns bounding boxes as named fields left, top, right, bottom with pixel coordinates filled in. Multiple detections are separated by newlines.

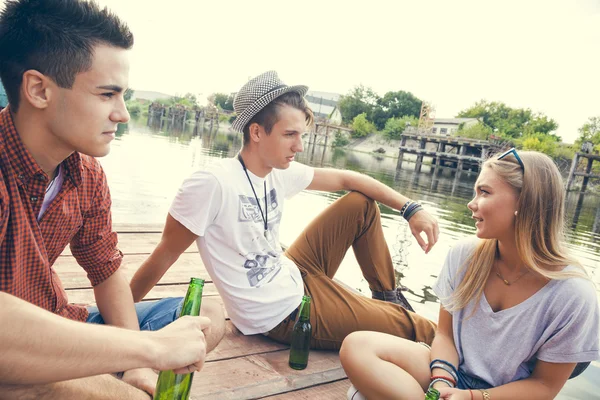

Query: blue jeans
left=86, top=297, right=183, bottom=331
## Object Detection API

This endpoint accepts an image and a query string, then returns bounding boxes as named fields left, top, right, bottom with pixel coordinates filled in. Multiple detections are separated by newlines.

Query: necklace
left=237, top=153, right=269, bottom=239
left=494, top=264, right=529, bottom=286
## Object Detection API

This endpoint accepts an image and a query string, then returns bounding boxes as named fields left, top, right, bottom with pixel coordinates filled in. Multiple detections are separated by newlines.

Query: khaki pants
left=266, top=192, right=437, bottom=350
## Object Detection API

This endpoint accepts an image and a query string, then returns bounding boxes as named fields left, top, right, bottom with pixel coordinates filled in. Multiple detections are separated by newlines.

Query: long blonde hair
left=445, top=150, right=588, bottom=312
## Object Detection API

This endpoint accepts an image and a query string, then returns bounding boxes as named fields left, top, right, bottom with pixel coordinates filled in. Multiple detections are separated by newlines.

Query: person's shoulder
left=78, top=153, right=103, bottom=178
left=551, top=267, right=598, bottom=306
left=447, top=237, right=480, bottom=260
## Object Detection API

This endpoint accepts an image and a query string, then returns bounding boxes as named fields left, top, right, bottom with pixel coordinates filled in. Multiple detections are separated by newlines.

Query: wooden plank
left=191, top=350, right=345, bottom=400
left=261, top=378, right=349, bottom=399
left=64, top=282, right=220, bottom=304
left=60, top=232, right=197, bottom=256
left=207, top=322, right=289, bottom=362
left=54, top=253, right=209, bottom=289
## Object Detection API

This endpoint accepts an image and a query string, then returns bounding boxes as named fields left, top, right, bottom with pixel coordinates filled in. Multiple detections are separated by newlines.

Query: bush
left=456, top=122, right=492, bottom=140
left=351, top=113, right=376, bottom=138
left=332, top=131, right=350, bottom=147
left=383, top=116, right=418, bottom=140
left=519, top=133, right=558, bottom=156
left=126, top=100, right=143, bottom=116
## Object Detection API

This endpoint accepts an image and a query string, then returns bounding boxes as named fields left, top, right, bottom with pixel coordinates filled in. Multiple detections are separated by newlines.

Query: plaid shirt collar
left=0, top=106, right=82, bottom=187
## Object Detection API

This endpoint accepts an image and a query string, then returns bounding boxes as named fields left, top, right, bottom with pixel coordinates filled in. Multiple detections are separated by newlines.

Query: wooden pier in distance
left=566, top=152, right=600, bottom=192
left=396, top=130, right=502, bottom=174
left=147, top=103, right=224, bottom=132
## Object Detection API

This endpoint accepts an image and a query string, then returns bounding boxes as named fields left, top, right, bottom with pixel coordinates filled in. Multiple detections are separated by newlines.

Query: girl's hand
left=437, top=387, right=473, bottom=400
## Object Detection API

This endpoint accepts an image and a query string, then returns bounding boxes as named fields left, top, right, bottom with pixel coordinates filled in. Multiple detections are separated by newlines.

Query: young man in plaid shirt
left=0, top=0, right=223, bottom=398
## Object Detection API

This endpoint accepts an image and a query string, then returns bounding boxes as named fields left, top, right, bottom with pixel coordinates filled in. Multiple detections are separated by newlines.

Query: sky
left=95, top=1, right=597, bottom=143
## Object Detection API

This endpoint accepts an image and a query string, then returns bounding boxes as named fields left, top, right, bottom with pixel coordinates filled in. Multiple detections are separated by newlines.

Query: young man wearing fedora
left=0, top=0, right=223, bottom=398
left=130, top=71, right=440, bottom=349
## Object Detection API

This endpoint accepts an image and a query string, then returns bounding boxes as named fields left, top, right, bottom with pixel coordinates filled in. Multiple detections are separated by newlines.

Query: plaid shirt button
left=30, top=196, right=38, bottom=202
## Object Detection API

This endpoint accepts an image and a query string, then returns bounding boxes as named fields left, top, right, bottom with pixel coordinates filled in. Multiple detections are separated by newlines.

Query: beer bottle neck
left=298, top=298, right=311, bottom=321
left=180, top=278, right=205, bottom=317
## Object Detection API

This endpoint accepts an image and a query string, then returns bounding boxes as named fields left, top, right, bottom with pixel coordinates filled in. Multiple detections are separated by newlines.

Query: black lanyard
left=237, top=153, right=268, bottom=237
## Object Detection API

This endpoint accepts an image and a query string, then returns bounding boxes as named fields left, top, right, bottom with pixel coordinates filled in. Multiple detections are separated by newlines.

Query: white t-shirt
left=433, top=239, right=600, bottom=387
left=170, top=158, right=314, bottom=334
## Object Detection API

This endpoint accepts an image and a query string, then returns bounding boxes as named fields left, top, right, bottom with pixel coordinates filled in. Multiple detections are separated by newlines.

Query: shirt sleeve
left=169, top=170, right=222, bottom=237
left=432, top=239, right=478, bottom=310
left=70, top=165, right=122, bottom=287
left=537, top=278, right=600, bottom=363
left=432, top=247, right=457, bottom=309
left=281, top=161, right=314, bottom=199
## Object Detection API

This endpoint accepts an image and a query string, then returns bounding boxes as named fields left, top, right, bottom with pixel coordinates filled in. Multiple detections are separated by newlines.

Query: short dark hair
left=242, top=92, right=314, bottom=145
left=0, top=0, right=134, bottom=111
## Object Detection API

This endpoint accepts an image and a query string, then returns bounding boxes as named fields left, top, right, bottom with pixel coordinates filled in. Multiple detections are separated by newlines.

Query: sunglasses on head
left=497, top=148, right=525, bottom=172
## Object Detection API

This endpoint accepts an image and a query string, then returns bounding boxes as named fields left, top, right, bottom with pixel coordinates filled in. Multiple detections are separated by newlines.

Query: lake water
left=101, top=117, right=599, bottom=397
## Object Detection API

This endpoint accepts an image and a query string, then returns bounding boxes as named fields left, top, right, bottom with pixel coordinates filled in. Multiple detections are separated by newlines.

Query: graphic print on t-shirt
left=238, top=187, right=283, bottom=287
left=240, top=250, right=283, bottom=287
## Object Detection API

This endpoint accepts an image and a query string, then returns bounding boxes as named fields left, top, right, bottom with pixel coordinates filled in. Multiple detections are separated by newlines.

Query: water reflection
left=102, top=118, right=600, bottom=306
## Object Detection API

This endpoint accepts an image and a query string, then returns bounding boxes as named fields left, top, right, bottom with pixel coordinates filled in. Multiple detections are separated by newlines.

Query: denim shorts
left=86, top=297, right=183, bottom=331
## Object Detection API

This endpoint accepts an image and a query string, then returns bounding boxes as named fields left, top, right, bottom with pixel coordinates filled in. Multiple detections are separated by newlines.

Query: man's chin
left=80, top=145, right=111, bottom=158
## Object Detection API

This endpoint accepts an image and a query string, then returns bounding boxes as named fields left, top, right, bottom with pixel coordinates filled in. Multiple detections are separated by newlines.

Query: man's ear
left=21, top=70, right=54, bottom=110
left=249, top=122, right=262, bottom=143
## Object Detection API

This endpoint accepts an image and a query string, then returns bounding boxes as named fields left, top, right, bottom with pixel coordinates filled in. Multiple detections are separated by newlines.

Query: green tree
left=576, top=116, right=600, bottom=151
left=124, top=88, right=134, bottom=102
left=351, top=113, right=376, bottom=138
left=338, top=85, right=379, bottom=124
left=383, top=116, right=419, bottom=139
left=372, top=91, right=422, bottom=130
left=519, top=133, right=558, bottom=156
left=457, top=100, right=558, bottom=139
left=210, top=92, right=234, bottom=111
left=456, top=122, right=492, bottom=140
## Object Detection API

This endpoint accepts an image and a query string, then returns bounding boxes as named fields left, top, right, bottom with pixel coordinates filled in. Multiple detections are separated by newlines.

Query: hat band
left=263, top=84, right=288, bottom=95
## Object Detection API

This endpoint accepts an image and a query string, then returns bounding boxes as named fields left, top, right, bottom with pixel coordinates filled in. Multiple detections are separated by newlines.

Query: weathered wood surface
left=55, top=224, right=595, bottom=399
left=54, top=224, right=350, bottom=399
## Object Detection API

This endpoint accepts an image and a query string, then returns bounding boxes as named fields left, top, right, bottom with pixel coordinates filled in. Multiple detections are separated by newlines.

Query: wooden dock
left=396, top=131, right=502, bottom=173
left=147, top=103, right=224, bottom=133
left=566, top=152, right=600, bottom=192
left=53, top=224, right=599, bottom=399
left=54, top=224, right=349, bottom=400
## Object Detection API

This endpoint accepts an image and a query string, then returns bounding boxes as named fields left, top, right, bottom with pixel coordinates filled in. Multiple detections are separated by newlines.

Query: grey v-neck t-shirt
left=433, top=239, right=599, bottom=387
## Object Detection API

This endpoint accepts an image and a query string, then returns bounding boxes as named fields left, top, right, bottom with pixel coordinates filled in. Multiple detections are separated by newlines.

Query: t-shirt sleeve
left=432, top=247, right=457, bottom=308
left=281, top=161, right=314, bottom=199
left=432, top=239, right=478, bottom=310
left=537, top=279, right=600, bottom=364
left=169, top=170, right=222, bottom=237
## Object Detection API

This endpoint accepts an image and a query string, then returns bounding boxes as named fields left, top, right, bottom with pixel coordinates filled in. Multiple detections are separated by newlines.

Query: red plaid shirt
left=0, top=107, right=122, bottom=321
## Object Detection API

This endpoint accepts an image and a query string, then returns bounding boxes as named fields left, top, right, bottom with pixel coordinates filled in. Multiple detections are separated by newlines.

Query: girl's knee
left=341, top=331, right=376, bottom=361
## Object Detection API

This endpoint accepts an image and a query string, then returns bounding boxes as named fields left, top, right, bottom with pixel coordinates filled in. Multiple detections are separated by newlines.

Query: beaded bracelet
left=479, top=389, right=491, bottom=400
left=428, top=378, right=454, bottom=389
left=430, top=362, right=458, bottom=382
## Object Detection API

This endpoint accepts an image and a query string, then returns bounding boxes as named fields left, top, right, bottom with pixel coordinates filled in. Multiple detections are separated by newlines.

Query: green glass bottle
left=153, top=278, right=204, bottom=400
left=424, top=387, right=440, bottom=400
left=288, top=295, right=312, bottom=370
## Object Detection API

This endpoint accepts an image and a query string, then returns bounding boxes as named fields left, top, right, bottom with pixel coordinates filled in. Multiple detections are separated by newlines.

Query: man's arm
left=130, top=214, right=198, bottom=303
left=307, top=168, right=439, bottom=253
left=0, top=291, right=210, bottom=385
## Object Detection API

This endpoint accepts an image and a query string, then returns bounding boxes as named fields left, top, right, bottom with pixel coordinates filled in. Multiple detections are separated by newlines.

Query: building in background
left=305, top=91, right=342, bottom=124
left=431, top=117, right=479, bottom=135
